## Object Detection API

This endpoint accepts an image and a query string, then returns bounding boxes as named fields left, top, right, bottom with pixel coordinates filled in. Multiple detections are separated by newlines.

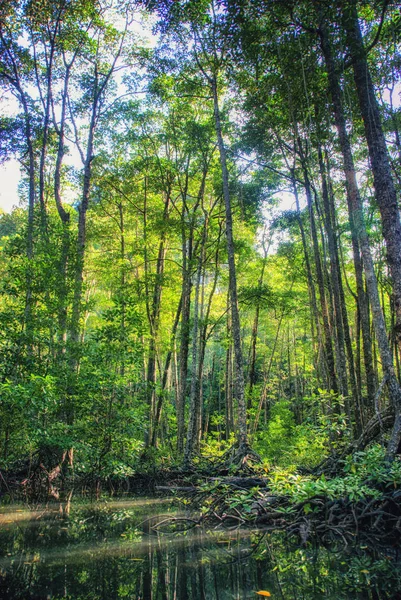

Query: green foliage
left=266, top=445, right=401, bottom=504
left=254, top=400, right=296, bottom=463
left=200, top=430, right=236, bottom=459
left=253, top=399, right=329, bottom=468
left=0, top=0, right=400, bottom=487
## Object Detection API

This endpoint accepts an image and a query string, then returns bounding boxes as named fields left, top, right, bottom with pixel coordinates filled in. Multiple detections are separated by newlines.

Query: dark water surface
left=0, top=495, right=400, bottom=599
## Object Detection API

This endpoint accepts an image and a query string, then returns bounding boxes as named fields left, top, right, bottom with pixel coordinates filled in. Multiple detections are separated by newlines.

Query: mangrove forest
left=1, top=0, right=401, bottom=598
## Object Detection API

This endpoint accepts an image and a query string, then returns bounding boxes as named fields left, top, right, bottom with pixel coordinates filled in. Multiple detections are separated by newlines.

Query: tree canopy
left=0, top=0, right=401, bottom=479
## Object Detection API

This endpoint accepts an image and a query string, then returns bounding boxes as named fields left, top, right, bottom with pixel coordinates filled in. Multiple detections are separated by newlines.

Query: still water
left=0, top=495, right=400, bottom=599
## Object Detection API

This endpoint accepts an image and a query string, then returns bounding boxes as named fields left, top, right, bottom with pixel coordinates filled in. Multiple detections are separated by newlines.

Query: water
left=0, top=495, right=400, bottom=599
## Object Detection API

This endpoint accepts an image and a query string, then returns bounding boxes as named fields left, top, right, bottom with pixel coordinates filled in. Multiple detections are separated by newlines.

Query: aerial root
left=216, top=442, right=262, bottom=473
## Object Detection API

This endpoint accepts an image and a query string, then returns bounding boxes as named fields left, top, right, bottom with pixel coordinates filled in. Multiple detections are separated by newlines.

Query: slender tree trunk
left=316, top=15, right=401, bottom=458
left=151, top=295, right=182, bottom=447
left=299, top=147, right=338, bottom=394
left=212, top=75, right=248, bottom=450
left=252, top=310, right=285, bottom=434
left=67, top=79, right=101, bottom=426
left=247, top=236, right=269, bottom=408
left=317, top=144, right=348, bottom=399
left=118, top=202, right=126, bottom=378
left=318, top=142, right=362, bottom=428
left=69, top=42, right=123, bottom=372
left=183, top=220, right=206, bottom=468
left=291, top=175, right=322, bottom=381
left=248, top=303, right=260, bottom=410
left=144, top=193, right=170, bottom=447
left=341, top=0, right=401, bottom=353
left=194, top=224, right=221, bottom=448
left=69, top=108, right=95, bottom=351
left=326, top=155, right=362, bottom=421
left=317, top=18, right=376, bottom=410
left=22, top=95, right=36, bottom=348
left=0, top=31, right=36, bottom=354
left=54, top=62, right=72, bottom=359
left=38, top=38, right=56, bottom=227
left=225, top=303, right=234, bottom=440
left=177, top=233, right=192, bottom=453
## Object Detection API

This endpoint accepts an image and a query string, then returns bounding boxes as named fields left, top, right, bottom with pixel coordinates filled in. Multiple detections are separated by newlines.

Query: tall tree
left=340, top=0, right=401, bottom=353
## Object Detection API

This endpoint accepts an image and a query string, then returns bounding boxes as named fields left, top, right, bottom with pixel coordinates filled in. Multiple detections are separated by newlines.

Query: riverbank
left=2, top=444, right=401, bottom=548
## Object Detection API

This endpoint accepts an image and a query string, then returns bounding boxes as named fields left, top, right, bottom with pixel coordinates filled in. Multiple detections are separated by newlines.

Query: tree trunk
left=177, top=233, right=192, bottom=453
left=69, top=107, right=95, bottom=351
left=194, top=223, right=222, bottom=449
left=317, top=14, right=401, bottom=459
left=318, top=141, right=363, bottom=428
left=291, top=174, right=322, bottom=383
left=247, top=234, right=269, bottom=408
left=54, top=60, right=72, bottom=359
left=317, top=144, right=348, bottom=400
left=317, top=17, right=376, bottom=411
left=326, top=155, right=362, bottom=429
left=299, top=147, right=338, bottom=394
left=22, top=93, right=36, bottom=348
left=212, top=75, right=248, bottom=450
left=144, top=192, right=170, bottom=447
left=225, top=301, right=234, bottom=440
left=341, top=0, right=401, bottom=353
left=151, top=295, right=182, bottom=447
left=183, top=220, right=206, bottom=468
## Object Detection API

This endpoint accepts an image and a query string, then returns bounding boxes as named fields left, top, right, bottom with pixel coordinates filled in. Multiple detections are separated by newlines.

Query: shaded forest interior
left=1, top=0, right=401, bottom=496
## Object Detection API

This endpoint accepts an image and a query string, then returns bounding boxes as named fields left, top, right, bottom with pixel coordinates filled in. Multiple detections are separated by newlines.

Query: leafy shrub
left=267, top=445, right=401, bottom=503
left=254, top=400, right=328, bottom=468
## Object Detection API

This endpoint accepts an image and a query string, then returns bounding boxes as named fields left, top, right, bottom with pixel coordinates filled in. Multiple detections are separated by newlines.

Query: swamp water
left=0, top=496, right=400, bottom=599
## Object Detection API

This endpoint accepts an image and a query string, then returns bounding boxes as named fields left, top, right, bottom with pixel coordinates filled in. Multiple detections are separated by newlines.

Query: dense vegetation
left=0, top=0, right=401, bottom=500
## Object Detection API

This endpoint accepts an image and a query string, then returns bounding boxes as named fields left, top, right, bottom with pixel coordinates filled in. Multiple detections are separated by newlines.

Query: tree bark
left=0, top=35, right=36, bottom=347
left=247, top=233, right=269, bottom=409
left=317, top=16, right=376, bottom=411
left=317, top=141, right=362, bottom=428
left=176, top=168, right=206, bottom=452
left=212, top=75, right=248, bottom=449
left=151, top=295, right=182, bottom=447
left=317, top=144, right=349, bottom=400
left=299, top=145, right=338, bottom=394
left=177, top=232, right=192, bottom=453
left=317, top=14, right=401, bottom=459
left=144, top=191, right=170, bottom=447
left=183, top=219, right=206, bottom=468
left=69, top=101, right=96, bottom=356
left=53, top=58, right=72, bottom=359
left=341, top=0, right=401, bottom=353
left=291, top=174, right=322, bottom=383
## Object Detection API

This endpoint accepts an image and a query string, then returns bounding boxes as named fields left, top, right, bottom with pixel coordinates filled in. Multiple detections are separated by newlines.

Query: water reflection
left=0, top=496, right=400, bottom=599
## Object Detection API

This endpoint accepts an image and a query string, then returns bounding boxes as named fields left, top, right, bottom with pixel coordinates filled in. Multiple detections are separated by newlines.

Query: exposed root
left=1, top=446, right=74, bottom=501
left=157, top=480, right=401, bottom=545
left=218, top=442, right=262, bottom=473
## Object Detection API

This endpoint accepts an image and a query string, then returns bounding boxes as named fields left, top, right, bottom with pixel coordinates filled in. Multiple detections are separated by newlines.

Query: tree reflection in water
left=0, top=497, right=400, bottom=599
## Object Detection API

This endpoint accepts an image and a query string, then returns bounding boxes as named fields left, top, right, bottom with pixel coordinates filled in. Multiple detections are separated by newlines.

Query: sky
left=0, top=90, right=21, bottom=213
left=0, top=160, right=20, bottom=213
left=0, top=8, right=155, bottom=214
